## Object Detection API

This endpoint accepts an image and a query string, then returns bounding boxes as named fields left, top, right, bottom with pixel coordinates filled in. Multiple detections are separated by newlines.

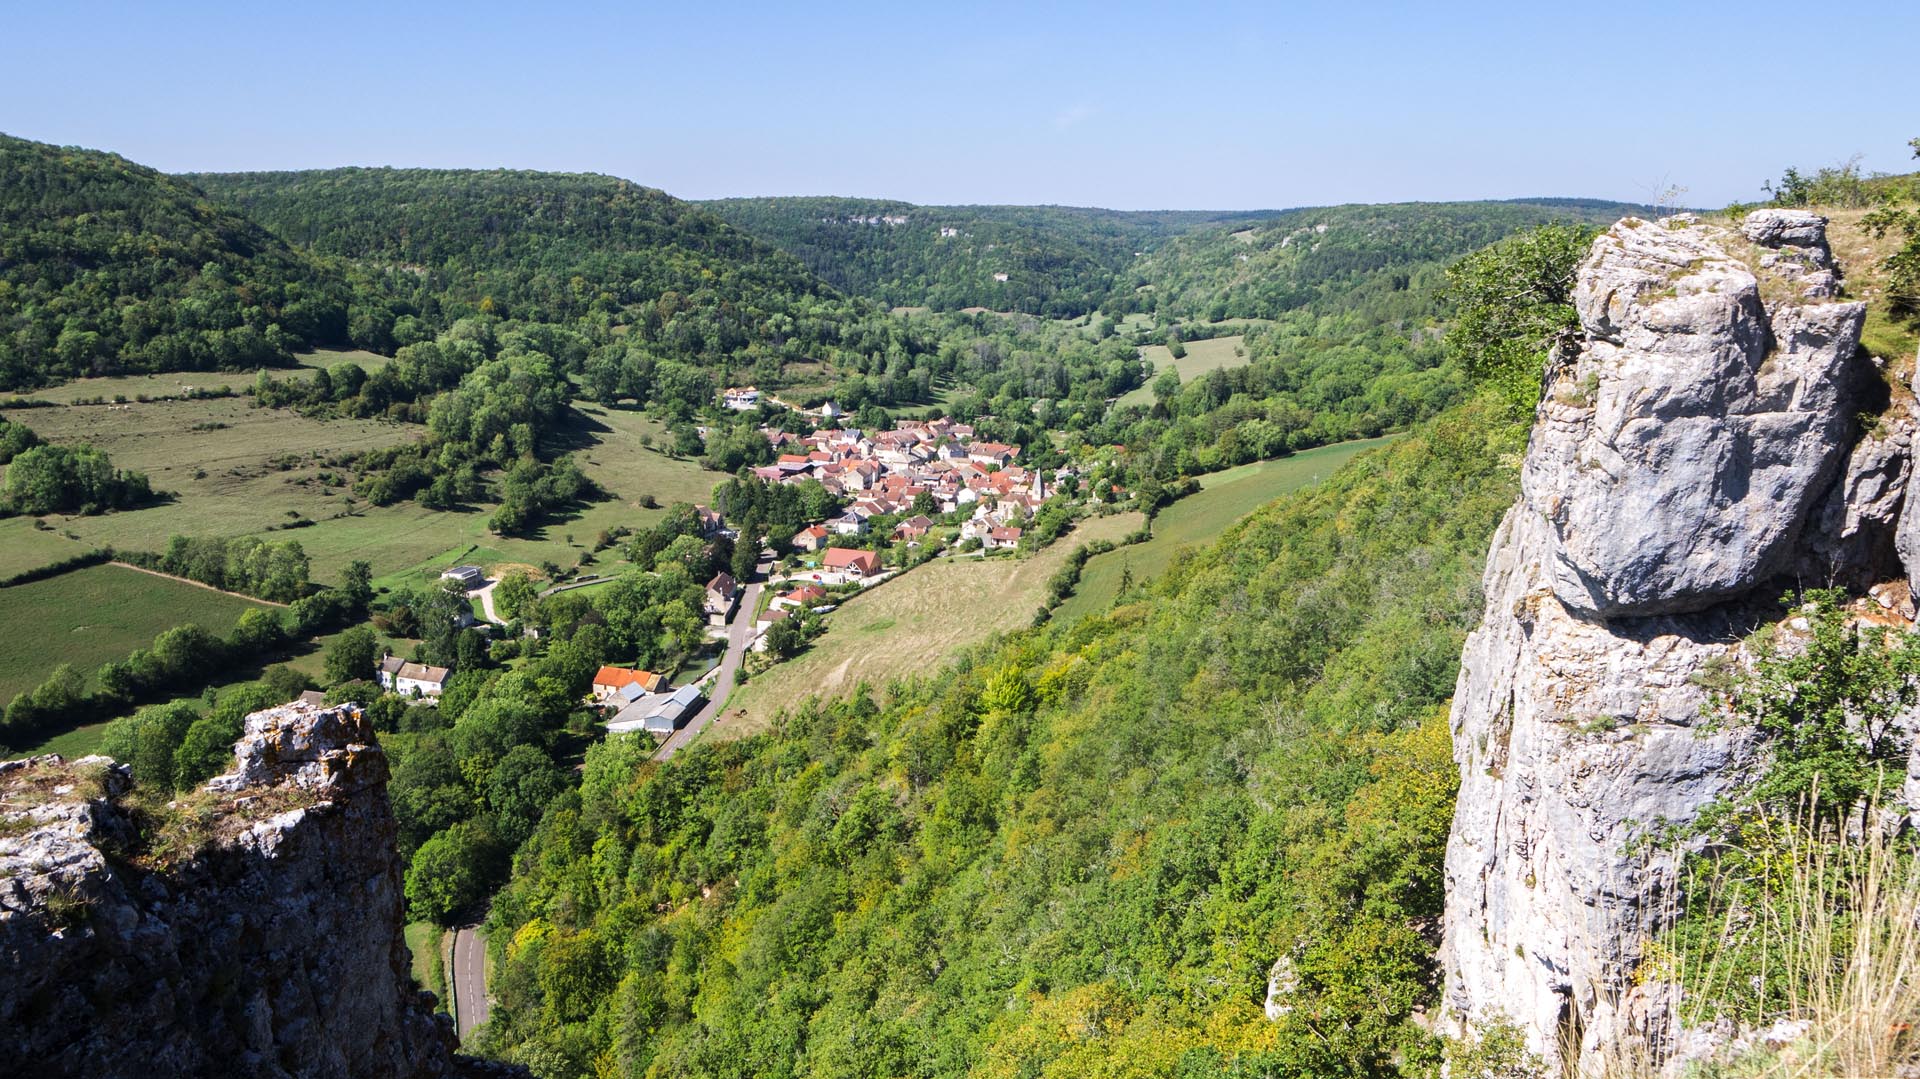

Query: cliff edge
left=1440, top=210, right=1907, bottom=1067
left=0, top=699, right=517, bottom=1078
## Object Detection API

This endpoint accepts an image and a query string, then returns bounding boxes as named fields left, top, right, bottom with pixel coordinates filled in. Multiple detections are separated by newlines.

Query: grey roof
left=378, top=655, right=407, bottom=675
left=617, top=681, right=646, bottom=702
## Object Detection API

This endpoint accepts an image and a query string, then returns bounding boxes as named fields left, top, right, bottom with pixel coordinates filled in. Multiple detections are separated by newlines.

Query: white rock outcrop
left=0, top=699, right=514, bottom=1079
left=1527, top=212, right=1864, bottom=618
left=1440, top=212, right=1892, bottom=1069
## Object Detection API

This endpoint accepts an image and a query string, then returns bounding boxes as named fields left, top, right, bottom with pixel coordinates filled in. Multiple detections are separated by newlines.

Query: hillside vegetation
left=477, top=397, right=1525, bottom=1078
left=190, top=168, right=845, bottom=354
left=702, top=198, right=1258, bottom=318
left=0, top=133, right=356, bottom=389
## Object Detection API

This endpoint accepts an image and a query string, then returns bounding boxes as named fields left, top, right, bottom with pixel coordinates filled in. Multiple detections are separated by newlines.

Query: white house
left=440, top=565, right=484, bottom=590
left=393, top=662, right=450, bottom=698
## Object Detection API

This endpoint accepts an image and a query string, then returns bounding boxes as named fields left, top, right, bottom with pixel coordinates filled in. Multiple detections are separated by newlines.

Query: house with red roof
left=592, top=666, right=665, bottom=701
left=821, top=547, right=881, bottom=577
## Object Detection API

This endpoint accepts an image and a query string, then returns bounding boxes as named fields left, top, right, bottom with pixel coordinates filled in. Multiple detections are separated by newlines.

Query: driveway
left=471, top=578, right=504, bottom=624
left=657, top=576, right=762, bottom=760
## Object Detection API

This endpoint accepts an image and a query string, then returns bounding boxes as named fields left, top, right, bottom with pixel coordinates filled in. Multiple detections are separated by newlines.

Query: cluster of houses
left=754, top=417, right=1051, bottom=552
left=592, top=664, right=705, bottom=736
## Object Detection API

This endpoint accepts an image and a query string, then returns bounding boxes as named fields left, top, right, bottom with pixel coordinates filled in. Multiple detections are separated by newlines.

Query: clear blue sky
left=6, top=0, right=1916, bottom=210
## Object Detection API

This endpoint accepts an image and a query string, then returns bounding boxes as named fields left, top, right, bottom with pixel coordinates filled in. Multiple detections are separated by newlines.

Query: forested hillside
left=187, top=168, right=857, bottom=358
left=0, top=133, right=357, bottom=389
left=702, top=198, right=1259, bottom=317
left=476, top=397, right=1525, bottom=1078
left=1136, top=199, right=1655, bottom=322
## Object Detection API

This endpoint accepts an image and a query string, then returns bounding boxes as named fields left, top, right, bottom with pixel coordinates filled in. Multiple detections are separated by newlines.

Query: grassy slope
left=1115, top=335, right=1252, bottom=408
left=0, top=563, right=270, bottom=703
left=4, top=393, right=725, bottom=586
left=1055, top=436, right=1397, bottom=623
left=0, top=517, right=93, bottom=580
left=722, top=512, right=1145, bottom=737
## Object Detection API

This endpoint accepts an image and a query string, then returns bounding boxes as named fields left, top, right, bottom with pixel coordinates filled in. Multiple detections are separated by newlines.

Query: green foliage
left=1, top=442, right=154, bottom=515
left=1862, top=138, right=1920, bottom=319
left=478, top=399, right=1524, bottom=1077
left=0, top=133, right=354, bottom=390
left=1720, top=591, right=1920, bottom=823
left=127, top=534, right=312, bottom=602
left=324, top=626, right=380, bottom=686
left=1442, top=224, right=1595, bottom=416
left=704, top=198, right=1253, bottom=317
left=406, top=818, right=501, bottom=925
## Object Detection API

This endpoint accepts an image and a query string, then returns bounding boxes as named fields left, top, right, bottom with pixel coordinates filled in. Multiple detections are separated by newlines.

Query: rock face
left=1440, top=212, right=1893, bottom=1068
left=0, top=700, right=512, bottom=1079
left=1527, top=212, right=1866, bottom=618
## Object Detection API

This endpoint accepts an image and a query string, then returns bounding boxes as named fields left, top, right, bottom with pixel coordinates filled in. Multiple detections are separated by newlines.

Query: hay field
left=0, top=562, right=272, bottom=704
left=719, top=511, right=1144, bottom=738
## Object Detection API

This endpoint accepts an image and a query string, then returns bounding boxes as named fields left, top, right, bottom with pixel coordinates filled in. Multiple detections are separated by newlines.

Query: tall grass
left=1666, top=803, right=1920, bottom=1078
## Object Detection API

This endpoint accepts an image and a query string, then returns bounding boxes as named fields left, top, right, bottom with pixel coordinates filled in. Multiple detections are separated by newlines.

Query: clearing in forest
left=1115, top=334, right=1253, bottom=407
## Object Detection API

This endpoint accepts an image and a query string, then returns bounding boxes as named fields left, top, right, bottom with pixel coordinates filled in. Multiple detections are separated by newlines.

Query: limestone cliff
left=0, top=700, right=515, bottom=1079
left=1439, top=210, right=1900, bottom=1067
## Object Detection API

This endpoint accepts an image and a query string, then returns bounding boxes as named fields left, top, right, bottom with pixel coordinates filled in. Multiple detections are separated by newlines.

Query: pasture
left=0, top=563, right=273, bottom=705
left=17, top=395, right=415, bottom=561
left=4, top=395, right=727, bottom=586
left=1053, top=436, right=1396, bottom=622
left=1116, top=334, right=1253, bottom=407
left=719, top=511, right=1144, bottom=738
left=0, top=518, right=92, bottom=581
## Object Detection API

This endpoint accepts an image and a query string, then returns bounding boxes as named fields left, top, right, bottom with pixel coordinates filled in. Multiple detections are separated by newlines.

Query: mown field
left=0, top=518, right=92, bottom=580
left=2, top=393, right=726, bottom=587
left=0, top=563, right=273, bottom=705
left=1115, top=334, right=1252, bottom=407
left=720, top=511, right=1144, bottom=737
left=1053, top=435, right=1397, bottom=622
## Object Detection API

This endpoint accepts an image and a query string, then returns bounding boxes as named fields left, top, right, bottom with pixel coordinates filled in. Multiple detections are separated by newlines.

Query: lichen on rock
left=0, top=699, right=516, bottom=1079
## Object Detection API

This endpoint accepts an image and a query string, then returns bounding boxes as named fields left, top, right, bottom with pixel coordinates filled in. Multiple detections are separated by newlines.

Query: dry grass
left=718, top=512, right=1144, bottom=738
left=1665, top=811, right=1920, bottom=1079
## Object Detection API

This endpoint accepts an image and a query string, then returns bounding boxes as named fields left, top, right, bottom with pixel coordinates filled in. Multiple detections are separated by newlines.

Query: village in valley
left=362, top=388, right=1123, bottom=755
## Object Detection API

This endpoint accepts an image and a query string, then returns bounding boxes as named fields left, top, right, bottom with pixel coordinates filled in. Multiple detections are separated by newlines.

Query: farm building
left=592, top=665, right=665, bottom=701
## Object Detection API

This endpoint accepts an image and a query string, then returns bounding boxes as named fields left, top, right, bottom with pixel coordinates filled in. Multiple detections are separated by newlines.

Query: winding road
left=445, top=558, right=770, bottom=1029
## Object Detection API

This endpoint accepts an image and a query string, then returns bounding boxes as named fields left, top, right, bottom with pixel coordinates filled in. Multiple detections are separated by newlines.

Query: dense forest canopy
left=701, top=197, right=1265, bottom=317
left=184, top=167, right=848, bottom=352
left=701, top=195, right=1657, bottom=321
left=0, top=133, right=357, bottom=388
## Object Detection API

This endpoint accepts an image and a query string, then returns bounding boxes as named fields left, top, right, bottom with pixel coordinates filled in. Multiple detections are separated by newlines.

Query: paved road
left=657, top=577, right=763, bottom=760
left=451, top=925, right=488, bottom=1041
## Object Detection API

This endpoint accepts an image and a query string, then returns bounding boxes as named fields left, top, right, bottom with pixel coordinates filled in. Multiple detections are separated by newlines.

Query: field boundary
left=108, top=561, right=290, bottom=607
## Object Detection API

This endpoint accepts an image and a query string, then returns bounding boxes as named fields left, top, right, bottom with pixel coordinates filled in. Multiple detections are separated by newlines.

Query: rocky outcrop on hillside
left=0, top=700, right=517, bottom=1079
left=1439, top=211, right=1897, bottom=1067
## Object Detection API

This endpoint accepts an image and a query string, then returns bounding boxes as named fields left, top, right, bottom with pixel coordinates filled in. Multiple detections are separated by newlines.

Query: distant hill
left=701, top=197, right=1265, bottom=318
left=0, top=133, right=356, bottom=390
left=188, top=168, right=844, bottom=343
left=1134, top=198, right=1661, bottom=322
left=704, top=195, right=1658, bottom=321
